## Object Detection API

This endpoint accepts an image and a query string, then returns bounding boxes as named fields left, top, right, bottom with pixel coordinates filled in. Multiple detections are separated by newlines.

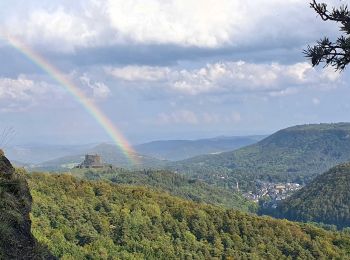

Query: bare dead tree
left=0, top=127, right=15, bottom=152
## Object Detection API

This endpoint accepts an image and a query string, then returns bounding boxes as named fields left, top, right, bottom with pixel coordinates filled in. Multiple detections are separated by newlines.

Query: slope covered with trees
left=273, top=163, right=350, bottom=229
left=28, top=173, right=350, bottom=259
left=72, top=168, right=257, bottom=212
left=171, top=123, right=350, bottom=190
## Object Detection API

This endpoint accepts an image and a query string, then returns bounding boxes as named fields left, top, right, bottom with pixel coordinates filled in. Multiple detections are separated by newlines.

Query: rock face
left=0, top=153, right=55, bottom=259
left=0, top=151, right=15, bottom=176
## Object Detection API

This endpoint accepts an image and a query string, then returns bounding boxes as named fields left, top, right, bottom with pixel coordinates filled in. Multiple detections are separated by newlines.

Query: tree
left=304, top=0, right=350, bottom=70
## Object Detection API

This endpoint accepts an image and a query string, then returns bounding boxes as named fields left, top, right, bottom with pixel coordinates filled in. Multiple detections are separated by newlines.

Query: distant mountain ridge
left=134, top=135, right=265, bottom=161
left=6, top=143, right=97, bottom=164
left=20, top=135, right=264, bottom=171
left=32, top=143, right=167, bottom=171
left=171, top=123, right=350, bottom=190
left=272, top=163, right=350, bottom=229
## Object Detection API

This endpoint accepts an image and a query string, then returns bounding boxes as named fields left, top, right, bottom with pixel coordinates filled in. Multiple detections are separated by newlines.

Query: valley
left=9, top=135, right=265, bottom=171
left=14, top=122, right=350, bottom=211
left=242, top=181, right=302, bottom=205
left=2, top=122, right=350, bottom=258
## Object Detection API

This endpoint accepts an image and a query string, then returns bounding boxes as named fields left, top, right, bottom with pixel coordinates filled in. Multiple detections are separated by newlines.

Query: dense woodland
left=28, top=172, right=350, bottom=259
left=72, top=168, right=256, bottom=213
left=271, top=163, right=350, bottom=229
left=2, top=140, right=350, bottom=258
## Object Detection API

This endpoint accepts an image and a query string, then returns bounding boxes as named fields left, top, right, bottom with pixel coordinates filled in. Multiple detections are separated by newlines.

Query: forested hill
left=273, top=163, right=350, bottom=229
left=28, top=173, right=350, bottom=259
left=0, top=152, right=54, bottom=259
left=170, top=123, right=350, bottom=190
left=72, top=168, right=256, bottom=212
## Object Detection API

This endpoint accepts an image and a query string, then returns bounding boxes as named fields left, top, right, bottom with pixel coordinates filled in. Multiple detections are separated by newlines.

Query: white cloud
left=0, top=75, right=56, bottom=111
left=0, top=0, right=340, bottom=50
left=0, top=72, right=111, bottom=112
left=320, top=66, right=341, bottom=82
left=0, top=76, right=49, bottom=100
left=4, top=7, right=100, bottom=52
left=105, top=0, right=235, bottom=47
left=80, top=75, right=111, bottom=99
left=106, top=66, right=170, bottom=81
left=108, top=61, right=342, bottom=96
left=100, top=0, right=340, bottom=48
left=91, top=83, right=110, bottom=99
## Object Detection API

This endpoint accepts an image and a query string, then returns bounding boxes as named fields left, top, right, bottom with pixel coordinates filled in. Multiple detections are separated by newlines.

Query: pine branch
left=304, top=1, right=350, bottom=71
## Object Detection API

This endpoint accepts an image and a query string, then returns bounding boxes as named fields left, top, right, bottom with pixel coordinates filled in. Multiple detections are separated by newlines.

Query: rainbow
left=2, top=33, right=137, bottom=165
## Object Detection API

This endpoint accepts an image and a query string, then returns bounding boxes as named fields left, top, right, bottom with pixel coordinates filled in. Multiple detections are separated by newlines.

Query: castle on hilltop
left=75, top=154, right=112, bottom=169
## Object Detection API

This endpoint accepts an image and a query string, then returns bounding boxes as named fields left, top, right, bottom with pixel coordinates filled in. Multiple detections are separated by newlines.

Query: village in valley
left=243, top=181, right=303, bottom=208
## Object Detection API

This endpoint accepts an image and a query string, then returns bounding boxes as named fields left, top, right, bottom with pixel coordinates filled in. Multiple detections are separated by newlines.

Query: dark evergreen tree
left=304, top=0, right=350, bottom=70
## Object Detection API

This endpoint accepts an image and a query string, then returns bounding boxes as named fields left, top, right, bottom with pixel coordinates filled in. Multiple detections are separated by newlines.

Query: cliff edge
left=0, top=150, right=54, bottom=259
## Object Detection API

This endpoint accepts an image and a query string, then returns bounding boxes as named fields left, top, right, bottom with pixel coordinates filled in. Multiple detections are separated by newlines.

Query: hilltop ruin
left=76, top=154, right=112, bottom=169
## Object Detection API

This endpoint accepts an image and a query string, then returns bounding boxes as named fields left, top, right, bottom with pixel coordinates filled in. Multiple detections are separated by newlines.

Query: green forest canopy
left=171, top=123, right=350, bottom=190
left=273, top=163, right=350, bottom=229
left=71, top=167, right=256, bottom=213
left=28, top=172, right=350, bottom=259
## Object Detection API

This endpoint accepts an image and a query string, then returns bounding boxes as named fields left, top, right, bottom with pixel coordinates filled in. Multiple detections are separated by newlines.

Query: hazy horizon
left=7, top=131, right=271, bottom=147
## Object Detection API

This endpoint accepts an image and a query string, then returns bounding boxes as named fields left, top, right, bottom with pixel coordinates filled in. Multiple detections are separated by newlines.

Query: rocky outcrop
left=0, top=151, right=14, bottom=176
left=0, top=152, right=55, bottom=259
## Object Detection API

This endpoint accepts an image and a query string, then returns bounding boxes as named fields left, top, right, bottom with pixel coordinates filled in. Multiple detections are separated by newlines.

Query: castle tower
left=79, top=154, right=103, bottom=168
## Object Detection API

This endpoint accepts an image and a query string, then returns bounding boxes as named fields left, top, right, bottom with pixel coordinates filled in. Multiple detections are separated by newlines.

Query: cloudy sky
left=0, top=0, right=349, bottom=145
